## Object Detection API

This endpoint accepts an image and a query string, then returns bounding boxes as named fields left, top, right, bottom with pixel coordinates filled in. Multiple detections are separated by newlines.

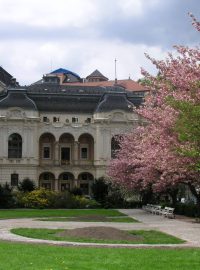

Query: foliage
left=91, top=177, right=109, bottom=204
left=18, top=178, right=36, bottom=192
left=0, top=183, right=15, bottom=208
left=91, top=177, right=128, bottom=208
left=70, top=187, right=83, bottom=196
left=175, top=202, right=198, bottom=217
left=16, top=189, right=100, bottom=209
left=18, top=188, right=57, bottom=209
left=170, top=99, right=200, bottom=168
left=108, top=14, right=200, bottom=209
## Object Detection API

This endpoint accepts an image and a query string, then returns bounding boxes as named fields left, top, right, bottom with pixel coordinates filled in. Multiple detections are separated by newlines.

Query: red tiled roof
left=61, top=79, right=147, bottom=92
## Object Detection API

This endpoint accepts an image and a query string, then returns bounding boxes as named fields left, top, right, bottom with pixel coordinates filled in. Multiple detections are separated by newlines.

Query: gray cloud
left=0, top=0, right=199, bottom=85
left=97, top=0, right=200, bottom=47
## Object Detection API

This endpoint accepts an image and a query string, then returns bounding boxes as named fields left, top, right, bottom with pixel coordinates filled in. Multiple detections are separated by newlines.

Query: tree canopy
left=108, top=14, right=200, bottom=205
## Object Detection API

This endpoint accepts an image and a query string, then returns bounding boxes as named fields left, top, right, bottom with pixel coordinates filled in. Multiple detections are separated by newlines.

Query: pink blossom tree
left=108, top=14, right=200, bottom=207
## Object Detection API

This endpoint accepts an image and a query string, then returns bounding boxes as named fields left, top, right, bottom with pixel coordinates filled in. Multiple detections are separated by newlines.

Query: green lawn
left=11, top=228, right=184, bottom=244
left=0, top=241, right=199, bottom=270
left=37, top=216, right=136, bottom=222
left=0, top=209, right=127, bottom=219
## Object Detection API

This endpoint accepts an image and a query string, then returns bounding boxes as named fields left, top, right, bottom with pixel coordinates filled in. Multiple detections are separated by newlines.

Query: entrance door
left=61, top=147, right=70, bottom=164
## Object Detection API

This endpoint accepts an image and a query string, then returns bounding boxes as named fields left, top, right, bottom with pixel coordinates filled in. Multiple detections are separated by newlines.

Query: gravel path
left=0, top=209, right=199, bottom=248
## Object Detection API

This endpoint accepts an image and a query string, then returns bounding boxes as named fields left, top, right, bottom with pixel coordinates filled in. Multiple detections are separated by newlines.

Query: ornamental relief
left=6, top=109, right=26, bottom=119
left=110, top=112, right=125, bottom=122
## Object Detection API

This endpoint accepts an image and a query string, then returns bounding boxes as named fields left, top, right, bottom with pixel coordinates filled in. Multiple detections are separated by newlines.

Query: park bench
left=160, top=207, right=175, bottom=218
left=143, top=205, right=175, bottom=218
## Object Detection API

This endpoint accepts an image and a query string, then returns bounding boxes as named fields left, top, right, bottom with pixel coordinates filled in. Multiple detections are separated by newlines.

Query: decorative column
left=73, top=141, right=79, bottom=165
left=54, top=179, right=59, bottom=191
left=54, top=142, right=59, bottom=165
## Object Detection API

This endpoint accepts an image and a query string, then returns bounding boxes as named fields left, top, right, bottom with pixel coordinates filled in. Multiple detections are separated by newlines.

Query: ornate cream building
left=0, top=68, right=146, bottom=195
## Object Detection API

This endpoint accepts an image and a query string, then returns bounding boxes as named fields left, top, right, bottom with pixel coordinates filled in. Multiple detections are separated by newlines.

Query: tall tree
left=108, top=14, right=200, bottom=207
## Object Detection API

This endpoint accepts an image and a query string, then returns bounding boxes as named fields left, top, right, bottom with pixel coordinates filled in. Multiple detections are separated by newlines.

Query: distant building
left=0, top=66, right=19, bottom=92
left=86, top=69, right=108, bottom=82
left=0, top=67, right=146, bottom=195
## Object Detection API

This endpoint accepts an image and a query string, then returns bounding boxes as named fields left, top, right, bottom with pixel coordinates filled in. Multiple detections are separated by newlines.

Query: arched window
left=111, top=136, right=121, bottom=159
left=8, top=133, right=22, bottom=158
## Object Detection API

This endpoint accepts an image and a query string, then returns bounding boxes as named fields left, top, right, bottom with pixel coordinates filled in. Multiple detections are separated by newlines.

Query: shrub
left=18, top=178, right=36, bottom=192
left=17, top=189, right=100, bottom=209
left=175, top=202, right=198, bottom=217
left=73, top=196, right=101, bottom=209
left=91, top=177, right=109, bottom=204
left=18, top=188, right=57, bottom=209
left=0, top=183, right=15, bottom=208
left=70, top=187, right=83, bottom=196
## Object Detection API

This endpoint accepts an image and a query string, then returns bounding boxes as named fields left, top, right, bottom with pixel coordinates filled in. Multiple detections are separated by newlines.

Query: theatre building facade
left=0, top=69, right=145, bottom=195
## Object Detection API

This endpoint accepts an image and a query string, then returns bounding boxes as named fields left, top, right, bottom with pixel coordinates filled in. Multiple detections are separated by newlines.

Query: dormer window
left=72, top=117, right=78, bottom=123
left=43, top=116, right=49, bottom=123
left=85, top=118, right=91, bottom=123
left=53, top=117, right=60, bottom=123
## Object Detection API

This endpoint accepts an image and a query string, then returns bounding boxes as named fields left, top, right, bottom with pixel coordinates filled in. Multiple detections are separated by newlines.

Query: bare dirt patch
left=56, top=226, right=143, bottom=241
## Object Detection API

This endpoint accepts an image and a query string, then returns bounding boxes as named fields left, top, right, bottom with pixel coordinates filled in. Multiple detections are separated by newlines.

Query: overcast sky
left=0, top=0, right=199, bottom=85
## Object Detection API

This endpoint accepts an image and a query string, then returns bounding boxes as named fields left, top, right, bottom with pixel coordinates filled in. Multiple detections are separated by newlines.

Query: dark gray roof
left=0, top=89, right=37, bottom=110
left=95, top=93, right=134, bottom=113
left=0, top=84, right=144, bottom=113
left=0, top=67, right=13, bottom=86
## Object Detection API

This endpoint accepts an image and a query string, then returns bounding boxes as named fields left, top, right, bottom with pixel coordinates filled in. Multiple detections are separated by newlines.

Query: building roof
left=95, top=93, right=134, bottom=113
left=62, top=79, right=147, bottom=92
left=0, top=66, right=13, bottom=86
left=0, top=66, right=146, bottom=114
left=0, top=89, right=37, bottom=111
left=51, top=68, right=81, bottom=79
left=86, top=69, right=108, bottom=81
left=0, top=83, right=144, bottom=114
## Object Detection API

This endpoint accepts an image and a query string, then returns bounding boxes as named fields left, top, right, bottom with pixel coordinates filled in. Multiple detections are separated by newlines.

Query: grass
left=0, top=209, right=128, bottom=219
left=0, top=241, right=200, bottom=270
left=11, top=228, right=185, bottom=244
left=37, top=216, right=136, bottom=222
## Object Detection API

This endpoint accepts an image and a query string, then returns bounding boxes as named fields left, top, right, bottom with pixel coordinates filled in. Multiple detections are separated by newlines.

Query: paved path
left=0, top=209, right=200, bottom=248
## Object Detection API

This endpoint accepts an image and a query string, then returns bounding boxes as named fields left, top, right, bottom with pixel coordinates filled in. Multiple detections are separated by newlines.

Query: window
left=61, top=147, right=70, bottom=163
left=11, top=173, right=19, bottom=186
left=62, top=173, right=69, bottom=180
left=8, top=133, right=22, bottom=158
left=85, top=118, right=91, bottom=123
left=53, top=117, right=59, bottom=122
left=43, top=173, right=50, bottom=181
left=81, top=173, right=88, bottom=180
left=41, top=183, right=51, bottom=190
left=61, top=183, right=70, bottom=191
left=111, top=136, right=121, bottom=159
left=81, top=147, right=88, bottom=159
left=72, top=117, right=78, bottom=123
left=43, top=146, right=50, bottom=159
left=43, top=116, right=49, bottom=123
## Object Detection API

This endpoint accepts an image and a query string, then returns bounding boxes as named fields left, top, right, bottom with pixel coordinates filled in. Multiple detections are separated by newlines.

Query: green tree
left=18, top=178, right=36, bottom=192
left=170, top=99, right=200, bottom=170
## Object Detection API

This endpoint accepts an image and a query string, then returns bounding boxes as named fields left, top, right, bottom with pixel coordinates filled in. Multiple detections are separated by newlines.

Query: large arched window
left=111, top=136, right=121, bottom=159
left=8, top=133, right=22, bottom=158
